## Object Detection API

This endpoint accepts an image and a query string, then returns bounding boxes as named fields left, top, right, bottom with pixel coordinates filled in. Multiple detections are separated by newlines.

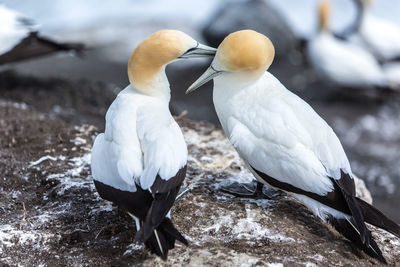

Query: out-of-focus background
left=1, top=0, right=399, bottom=224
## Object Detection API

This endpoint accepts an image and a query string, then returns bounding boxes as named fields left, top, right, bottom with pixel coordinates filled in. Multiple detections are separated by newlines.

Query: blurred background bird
left=354, top=0, right=400, bottom=62
left=0, top=5, right=83, bottom=65
left=306, top=1, right=389, bottom=95
left=352, top=0, right=400, bottom=89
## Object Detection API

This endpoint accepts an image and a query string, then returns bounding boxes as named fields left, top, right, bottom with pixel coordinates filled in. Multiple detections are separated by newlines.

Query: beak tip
left=185, top=65, right=221, bottom=95
left=180, top=43, right=216, bottom=59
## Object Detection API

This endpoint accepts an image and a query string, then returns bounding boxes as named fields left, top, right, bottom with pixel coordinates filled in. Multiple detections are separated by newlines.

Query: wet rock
left=0, top=99, right=398, bottom=266
left=202, top=0, right=298, bottom=57
left=0, top=70, right=118, bottom=126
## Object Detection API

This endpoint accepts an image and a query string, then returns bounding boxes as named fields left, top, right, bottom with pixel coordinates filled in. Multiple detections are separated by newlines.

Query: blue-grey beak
left=179, top=43, right=216, bottom=59
left=186, top=66, right=223, bottom=94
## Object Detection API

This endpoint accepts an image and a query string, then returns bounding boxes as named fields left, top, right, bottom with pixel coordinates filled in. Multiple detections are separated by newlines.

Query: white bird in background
left=382, top=62, right=400, bottom=88
left=355, top=0, right=400, bottom=62
left=0, top=5, right=83, bottom=65
left=306, top=1, right=388, bottom=90
left=91, top=29, right=216, bottom=260
left=186, top=29, right=400, bottom=264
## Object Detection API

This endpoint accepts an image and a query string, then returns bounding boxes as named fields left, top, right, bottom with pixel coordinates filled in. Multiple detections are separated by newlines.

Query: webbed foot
left=220, top=180, right=281, bottom=199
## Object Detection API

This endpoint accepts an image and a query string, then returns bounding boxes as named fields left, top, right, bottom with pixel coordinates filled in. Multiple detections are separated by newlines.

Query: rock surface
left=202, top=0, right=298, bottom=57
left=0, top=99, right=399, bottom=266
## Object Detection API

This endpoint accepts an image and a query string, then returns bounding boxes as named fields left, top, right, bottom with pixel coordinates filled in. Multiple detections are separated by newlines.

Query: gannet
left=306, top=1, right=387, bottom=89
left=186, top=29, right=400, bottom=263
left=91, top=29, right=216, bottom=260
left=356, top=0, right=400, bottom=61
left=0, top=5, right=82, bottom=65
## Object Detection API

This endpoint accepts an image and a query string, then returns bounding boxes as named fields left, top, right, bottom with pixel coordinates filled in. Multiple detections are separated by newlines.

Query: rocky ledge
left=0, top=100, right=399, bottom=266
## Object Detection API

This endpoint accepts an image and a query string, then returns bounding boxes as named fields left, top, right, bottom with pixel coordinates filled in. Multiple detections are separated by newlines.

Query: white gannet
left=186, top=29, right=400, bottom=263
left=0, top=5, right=83, bottom=65
left=383, top=62, right=400, bottom=88
left=356, top=0, right=400, bottom=62
left=91, top=29, right=216, bottom=260
left=306, top=1, right=387, bottom=90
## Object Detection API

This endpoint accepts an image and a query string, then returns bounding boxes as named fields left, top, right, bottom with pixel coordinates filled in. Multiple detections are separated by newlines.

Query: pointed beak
left=179, top=43, right=216, bottom=59
left=186, top=66, right=223, bottom=94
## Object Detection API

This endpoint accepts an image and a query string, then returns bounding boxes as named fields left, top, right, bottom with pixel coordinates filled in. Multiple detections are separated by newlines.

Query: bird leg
left=220, top=180, right=281, bottom=199
left=261, top=183, right=282, bottom=199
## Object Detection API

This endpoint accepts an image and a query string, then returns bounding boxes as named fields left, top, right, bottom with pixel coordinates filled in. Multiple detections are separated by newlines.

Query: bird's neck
left=213, top=71, right=283, bottom=105
left=359, top=3, right=370, bottom=24
left=130, top=66, right=171, bottom=102
left=318, top=6, right=330, bottom=33
left=213, top=72, right=263, bottom=118
left=214, top=71, right=262, bottom=94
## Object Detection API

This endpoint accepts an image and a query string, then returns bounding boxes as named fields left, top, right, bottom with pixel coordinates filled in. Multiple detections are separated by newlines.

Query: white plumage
left=0, top=5, right=34, bottom=55
left=91, top=86, right=187, bottom=193
left=383, top=62, right=400, bottom=88
left=359, top=6, right=400, bottom=61
left=92, top=85, right=187, bottom=191
left=307, top=31, right=387, bottom=88
left=90, top=29, right=216, bottom=260
left=0, top=5, right=83, bottom=65
left=213, top=71, right=350, bottom=204
left=187, top=29, right=399, bottom=263
left=306, top=1, right=387, bottom=89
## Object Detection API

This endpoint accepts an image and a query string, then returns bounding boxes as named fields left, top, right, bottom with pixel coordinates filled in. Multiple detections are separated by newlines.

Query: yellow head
left=186, top=30, right=275, bottom=93
left=319, top=1, right=331, bottom=31
left=216, top=30, right=275, bottom=75
left=128, top=29, right=216, bottom=91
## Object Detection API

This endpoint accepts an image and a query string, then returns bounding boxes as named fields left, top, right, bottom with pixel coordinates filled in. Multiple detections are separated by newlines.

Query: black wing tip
left=161, top=217, right=189, bottom=246
left=327, top=216, right=387, bottom=264
left=135, top=222, right=156, bottom=244
left=356, top=197, right=400, bottom=238
left=178, top=233, right=189, bottom=246
left=144, top=229, right=169, bottom=261
left=160, top=253, right=168, bottom=261
left=140, top=218, right=188, bottom=260
left=150, top=165, right=187, bottom=194
left=367, top=236, right=387, bottom=264
left=332, top=174, right=370, bottom=245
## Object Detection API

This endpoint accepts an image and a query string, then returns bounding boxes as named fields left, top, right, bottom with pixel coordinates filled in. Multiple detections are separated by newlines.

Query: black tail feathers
left=327, top=216, right=387, bottom=264
left=138, top=218, right=188, bottom=260
left=341, top=192, right=369, bottom=246
left=137, top=189, right=181, bottom=243
left=356, top=197, right=400, bottom=238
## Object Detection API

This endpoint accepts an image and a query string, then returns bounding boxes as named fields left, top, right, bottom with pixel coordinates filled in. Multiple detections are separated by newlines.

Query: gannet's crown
left=319, top=1, right=331, bottom=31
left=363, top=0, right=373, bottom=7
left=216, top=30, right=275, bottom=73
left=128, top=29, right=195, bottom=88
